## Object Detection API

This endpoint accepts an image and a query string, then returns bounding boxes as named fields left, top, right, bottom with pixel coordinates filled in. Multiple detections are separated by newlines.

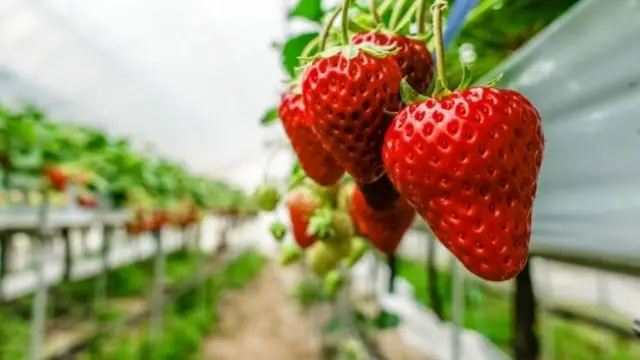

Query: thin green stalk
left=321, top=6, right=343, bottom=51
left=393, top=0, right=420, bottom=33
left=389, top=0, right=408, bottom=30
left=341, top=0, right=352, bottom=44
left=370, top=0, right=382, bottom=25
left=300, top=37, right=321, bottom=59
left=417, top=0, right=429, bottom=34
left=431, top=0, right=449, bottom=91
left=378, top=0, right=394, bottom=16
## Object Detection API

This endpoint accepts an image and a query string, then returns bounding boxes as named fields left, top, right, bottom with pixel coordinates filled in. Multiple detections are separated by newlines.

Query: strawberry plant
left=0, top=103, right=257, bottom=229
left=255, top=0, right=560, bottom=306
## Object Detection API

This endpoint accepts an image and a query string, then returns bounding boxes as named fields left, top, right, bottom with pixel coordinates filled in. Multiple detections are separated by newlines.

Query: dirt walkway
left=202, top=263, right=319, bottom=360
left=202, top=262, right=428, bottom=360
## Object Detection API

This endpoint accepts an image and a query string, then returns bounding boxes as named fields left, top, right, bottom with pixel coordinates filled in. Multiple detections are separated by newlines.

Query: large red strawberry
left=349, top=185, right=415, bottom=256
left=279, top=92, right=344, bottom=186
left=352, top=32, right=433, bottom=95
left=287, top=189, right=321, bottom=249
left=301, top=46, right=402, bottom=184
left=382, top=87, right=544, bottom=281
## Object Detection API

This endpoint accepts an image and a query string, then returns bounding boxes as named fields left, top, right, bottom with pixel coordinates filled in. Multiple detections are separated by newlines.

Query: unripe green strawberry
left=254, top=184, right=281, bottom=211
left=269, top=220, right=287, bottom=242
left=345, top=236, right=368, bottom=267
left=337, top=182, right=356, bottom=211
left=304, top=178, right=341, bottom=205
left=307, top=241, right=341, bottom=276
left=280, top=244, right=304, bottom=266
left=341, top=339, right=365, bottom=360
left=323, top=210, right=354, bottom=255
left=323, top=269, right=344, bottom=296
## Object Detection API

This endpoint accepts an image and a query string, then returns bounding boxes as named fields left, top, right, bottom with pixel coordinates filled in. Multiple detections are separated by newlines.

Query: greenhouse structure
left=1, top=0, right=639, bottom=359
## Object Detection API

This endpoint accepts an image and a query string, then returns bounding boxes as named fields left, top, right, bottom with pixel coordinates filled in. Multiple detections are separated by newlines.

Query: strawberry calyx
left=306, top=206, right=335, bottom=239
left=302, top=42, right=399, bottom=64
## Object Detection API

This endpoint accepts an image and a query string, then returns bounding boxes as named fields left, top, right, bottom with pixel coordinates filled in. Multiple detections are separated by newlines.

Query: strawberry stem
left=431, top=0, right=449, bottom=92
left=389, top=0, right=408, bottom=30
left=300, top=36, right=321, bottom=59
left=370, top=0, right=382, bottom=26
left=341, top=0, right=352, bottom=44
left=417, top=0, right=429, bottom=34
left=320, top=6, right=343, bottom=51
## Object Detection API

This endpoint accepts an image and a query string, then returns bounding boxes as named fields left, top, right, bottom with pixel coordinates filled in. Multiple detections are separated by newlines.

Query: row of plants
left=83, top=250, right=266, bottom=360
left=0, top=248, right=266, bottom=360
left=0, top=104, right=258, bottom=232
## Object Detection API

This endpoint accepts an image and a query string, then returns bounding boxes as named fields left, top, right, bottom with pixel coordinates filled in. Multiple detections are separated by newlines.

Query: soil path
left=202, top=261, right=429, bottom=360
left=202, top=263, right=319, bottom=360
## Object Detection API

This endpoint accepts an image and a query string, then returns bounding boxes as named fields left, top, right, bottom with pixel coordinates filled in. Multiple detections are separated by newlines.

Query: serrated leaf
left=283, top=32, right=319, bottom=77
left=260, top=107, right=279, bottom=126
left=288, top=0, right=324, bottom=23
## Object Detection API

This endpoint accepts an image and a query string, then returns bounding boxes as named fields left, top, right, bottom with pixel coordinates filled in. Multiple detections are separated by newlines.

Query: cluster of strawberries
left=44, top=165, right=99, bottom=208
left=271, top=1, right=544, bottom=282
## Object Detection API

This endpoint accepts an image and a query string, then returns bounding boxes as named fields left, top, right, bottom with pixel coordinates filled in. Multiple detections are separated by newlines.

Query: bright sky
left=0, top=0, right=298, bottom=175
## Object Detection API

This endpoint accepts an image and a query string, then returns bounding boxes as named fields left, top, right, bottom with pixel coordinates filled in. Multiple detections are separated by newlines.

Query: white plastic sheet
left=349, top=255, right=509, bottom=360
left=0, top=0, right=288, bottom=173
left=477, top=0, right=640, bottom=269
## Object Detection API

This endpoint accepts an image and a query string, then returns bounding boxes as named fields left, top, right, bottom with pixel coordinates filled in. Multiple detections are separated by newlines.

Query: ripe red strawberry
left=287, top=189, right=321, bottom=249
left=349, top=185, right=415, bottom=256
left=301, top=47, right=402, bottom=184
left=352, top=32, right=433, bottom=94
left=44, top=166, right=68, bottom=191
left=279, top=92, right=344, bottom=186
left=382, top=87, right=544, bottom=281
left=76, top=193, right=99, bottom=208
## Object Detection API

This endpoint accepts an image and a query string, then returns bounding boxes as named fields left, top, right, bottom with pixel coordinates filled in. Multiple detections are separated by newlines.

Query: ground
left=202, top=262, right=319, bottom=360
left=201, top=262, right=429, bottom=360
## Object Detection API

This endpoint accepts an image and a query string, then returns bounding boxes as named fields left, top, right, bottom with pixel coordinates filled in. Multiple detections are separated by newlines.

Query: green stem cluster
left=321, top=6, right=343, bottom=51
left=341, top=0, right=352, bottom=44
left=432, top=0, right=449, bottom=92
left=370, top=0, right=382, bottom=25
left=417, top=0, right=429, bottom=34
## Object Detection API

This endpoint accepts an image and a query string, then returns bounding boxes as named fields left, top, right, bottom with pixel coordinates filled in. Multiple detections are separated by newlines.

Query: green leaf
left=282, top=32, right=319, bottom=77
left=373, top=310, right=401, bottom=329
left=288, top=0, right=324, bottom=23
left=260, top=107, right=279, bottom=126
